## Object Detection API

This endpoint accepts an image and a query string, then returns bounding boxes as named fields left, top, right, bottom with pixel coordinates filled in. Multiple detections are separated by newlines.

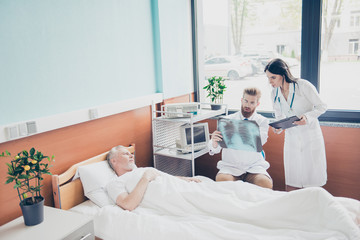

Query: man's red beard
left=241, top=105, right=255, bottom=118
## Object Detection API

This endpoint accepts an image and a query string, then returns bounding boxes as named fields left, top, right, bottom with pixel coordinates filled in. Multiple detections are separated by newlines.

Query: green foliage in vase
left=1, top=148, right=54, bottom=204
left=203, top=76, right=227, bottom=104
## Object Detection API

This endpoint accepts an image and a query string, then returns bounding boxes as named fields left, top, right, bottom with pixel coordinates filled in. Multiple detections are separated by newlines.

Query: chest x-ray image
left=217, top=118, right=262, bottom=152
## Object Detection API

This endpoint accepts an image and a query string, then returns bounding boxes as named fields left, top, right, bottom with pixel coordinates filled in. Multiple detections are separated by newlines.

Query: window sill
left=319, top=121, right=360, bottom=128
left=214, top=110, right=360, bottom=128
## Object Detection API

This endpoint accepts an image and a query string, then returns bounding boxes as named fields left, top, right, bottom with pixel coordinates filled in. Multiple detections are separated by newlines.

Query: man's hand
left=143, top=168, right=161, bottom=182
left=178, top=176, right=201, bottom=183
left=116, top=168, right=161, bottom=211
left=211, top=130, right=223, bottom=148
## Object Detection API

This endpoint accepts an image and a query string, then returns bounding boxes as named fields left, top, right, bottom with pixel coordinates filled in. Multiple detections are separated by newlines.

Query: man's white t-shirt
left=107, top=167, right=152, bottom=203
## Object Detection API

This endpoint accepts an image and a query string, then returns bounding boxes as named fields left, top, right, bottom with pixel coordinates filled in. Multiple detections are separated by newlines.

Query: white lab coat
left=208, top=111, right=270, bottom=177
left=271, top=79, right=327, bottom=188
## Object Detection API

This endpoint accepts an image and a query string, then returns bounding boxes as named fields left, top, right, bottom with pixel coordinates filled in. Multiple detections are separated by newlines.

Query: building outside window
left=320, top=0, right=360, bottom=110
left=348, top=39, right=359, bottom=54
left=199, top=0, right=302, bottom=112
left=350, top=13, right=360, bottom=27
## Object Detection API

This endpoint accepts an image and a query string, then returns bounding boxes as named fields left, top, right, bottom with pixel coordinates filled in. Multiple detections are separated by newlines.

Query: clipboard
left=269, top=116, right=300, bottom=129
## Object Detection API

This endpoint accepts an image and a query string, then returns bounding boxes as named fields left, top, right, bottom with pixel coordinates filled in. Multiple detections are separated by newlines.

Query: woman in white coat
left=264, top=58, right=327, bottom=191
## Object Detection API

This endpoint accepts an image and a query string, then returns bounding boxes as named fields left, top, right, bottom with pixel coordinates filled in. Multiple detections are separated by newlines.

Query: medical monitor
left=176, top=122, right=209, bottom=153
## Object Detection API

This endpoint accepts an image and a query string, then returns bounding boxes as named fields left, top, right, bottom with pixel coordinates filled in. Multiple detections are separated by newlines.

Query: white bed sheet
left=70, top=176, right=360, bottom=240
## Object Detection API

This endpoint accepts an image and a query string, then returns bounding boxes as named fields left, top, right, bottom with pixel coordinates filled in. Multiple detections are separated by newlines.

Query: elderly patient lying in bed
left=105, top=145, right=360, bottom=239
left=106, top=145, right=200, bottom=211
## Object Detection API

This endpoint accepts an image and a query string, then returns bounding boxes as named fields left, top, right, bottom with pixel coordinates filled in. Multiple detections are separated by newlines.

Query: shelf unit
left=152, top=103, right=228, bottom=176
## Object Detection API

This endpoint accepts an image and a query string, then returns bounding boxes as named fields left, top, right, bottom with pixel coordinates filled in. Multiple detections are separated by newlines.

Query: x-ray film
left=217, top=118, right=262, bottom=152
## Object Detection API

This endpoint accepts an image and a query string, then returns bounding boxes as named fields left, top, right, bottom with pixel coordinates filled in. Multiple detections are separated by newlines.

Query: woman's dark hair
left=264, top=58, right=298, bottom=84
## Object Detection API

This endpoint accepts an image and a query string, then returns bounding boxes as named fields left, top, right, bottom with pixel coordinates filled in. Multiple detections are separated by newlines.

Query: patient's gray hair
left=106, top=145, right=126, bottom=170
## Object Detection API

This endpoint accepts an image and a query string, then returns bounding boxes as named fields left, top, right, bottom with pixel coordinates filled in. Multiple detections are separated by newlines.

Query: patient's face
left=241, top=94, right=259, bottom=118
left=114, top=148, right=136, bottom=172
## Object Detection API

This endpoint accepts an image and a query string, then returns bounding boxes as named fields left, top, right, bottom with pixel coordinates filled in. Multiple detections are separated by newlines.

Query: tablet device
left=269, top=116, right=300, bottom=129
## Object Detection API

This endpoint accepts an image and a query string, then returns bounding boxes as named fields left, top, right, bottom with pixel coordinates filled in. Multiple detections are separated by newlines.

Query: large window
left=195, top=0, right=360, bottom=121
left=320, top=0, right=360, bottom=111
left=199, top=0, right=302, bottom=112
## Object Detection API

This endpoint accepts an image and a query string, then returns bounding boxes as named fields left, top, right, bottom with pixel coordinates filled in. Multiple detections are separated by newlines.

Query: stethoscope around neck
left=274, top=82, right=296, bottom=110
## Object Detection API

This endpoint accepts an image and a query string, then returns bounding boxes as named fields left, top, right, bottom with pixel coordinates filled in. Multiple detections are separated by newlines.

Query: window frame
left=192, top=0, right=360, bottom=123
left=349, top=39, right=359, bottom=54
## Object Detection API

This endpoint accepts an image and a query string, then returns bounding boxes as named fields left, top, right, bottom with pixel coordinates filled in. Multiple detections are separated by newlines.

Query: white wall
left=0, top=0, right=157, bottom=126
left=0, top=0, right=195, bottom=142
left=158, top=0, right=194, bottom=99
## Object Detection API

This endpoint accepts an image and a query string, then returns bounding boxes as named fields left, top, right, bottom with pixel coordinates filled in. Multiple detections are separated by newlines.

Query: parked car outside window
left=204, top=56, right=253, bottom=80
left=238, top=51, right=299, bottom=69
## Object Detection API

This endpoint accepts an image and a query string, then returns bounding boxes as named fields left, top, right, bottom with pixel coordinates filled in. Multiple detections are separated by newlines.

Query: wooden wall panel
left=262, top=130, right=285, bottom=191
left=321, top=126, right=360, bottom=200
left=195, top=119, right=220, bottom=179
left=0, top=106, right=153, bottom=226
left=163, top=93, right=194, bottom=104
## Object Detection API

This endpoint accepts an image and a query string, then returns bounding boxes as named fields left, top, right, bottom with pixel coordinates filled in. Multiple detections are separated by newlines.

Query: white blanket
left=83, top=175, right=360, bottom=240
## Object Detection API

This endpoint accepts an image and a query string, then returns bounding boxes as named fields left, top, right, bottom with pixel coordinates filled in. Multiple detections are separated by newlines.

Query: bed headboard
left=52, top=144, right=135, bottom=210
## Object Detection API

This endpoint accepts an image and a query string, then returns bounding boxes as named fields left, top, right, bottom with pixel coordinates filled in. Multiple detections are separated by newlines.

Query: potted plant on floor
left=203, top=76, right=227, bottom=110
left=1, top=148, right=54, bottom=226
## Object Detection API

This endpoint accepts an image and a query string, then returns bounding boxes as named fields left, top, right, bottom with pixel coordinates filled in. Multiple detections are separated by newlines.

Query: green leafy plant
left=1, top=148, right=54, bottom=205
left=203, top=76, right=227, bottom=104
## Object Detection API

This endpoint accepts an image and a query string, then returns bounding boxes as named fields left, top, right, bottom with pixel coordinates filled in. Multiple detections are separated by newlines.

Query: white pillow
left=84, top=188, right=114, bottom=207
left=76, top=161, right=117, bottom=207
